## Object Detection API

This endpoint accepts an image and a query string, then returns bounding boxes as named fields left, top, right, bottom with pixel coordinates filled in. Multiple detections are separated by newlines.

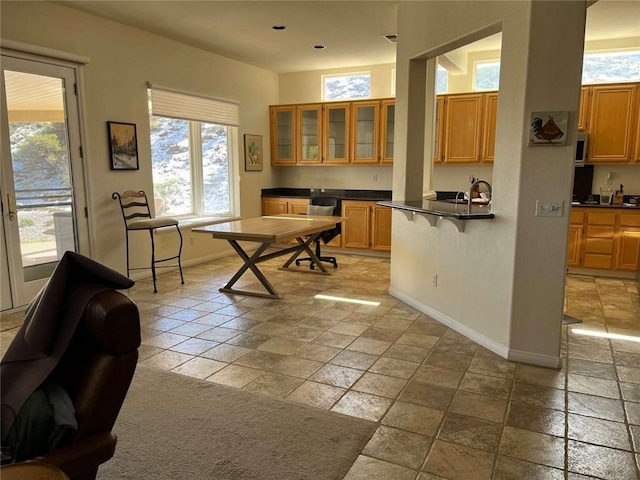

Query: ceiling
left=57, top=0, right=640, bottom=74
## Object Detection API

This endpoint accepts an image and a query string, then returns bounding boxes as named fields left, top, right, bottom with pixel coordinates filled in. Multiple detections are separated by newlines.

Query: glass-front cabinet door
left=297, top=104, right=322, bottom=164
left=433, top=96, right=444, bottom=163
left=351, top=100, right=380, bottom=164
left=323, top=102, right=350, bottom=164
left=380, top=99, right=395, bottom=165
left=270, top=105, right=296, bottom=165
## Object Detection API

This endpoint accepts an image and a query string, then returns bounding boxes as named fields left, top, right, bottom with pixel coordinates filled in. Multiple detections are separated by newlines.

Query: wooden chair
left=112, top=191, right=184, bottom=293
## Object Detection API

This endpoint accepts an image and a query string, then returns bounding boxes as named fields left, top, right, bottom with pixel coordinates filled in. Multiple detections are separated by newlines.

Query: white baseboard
left=388, top=287, right=561, bottom=368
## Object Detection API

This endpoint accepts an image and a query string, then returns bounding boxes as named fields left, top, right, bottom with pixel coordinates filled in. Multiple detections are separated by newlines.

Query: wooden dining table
left=193, top=214, right=344, bottom=299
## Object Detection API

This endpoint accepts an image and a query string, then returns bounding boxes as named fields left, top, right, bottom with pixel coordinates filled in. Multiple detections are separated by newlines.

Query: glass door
left=351, top=101, right=380, bottom=164
left=380, top=100, right=395, bottom=165
left=297, top=104, right=322, bottom=164
left=1, top=55, right=88, bottom=308
left=324, top=102, right=350, bottom=164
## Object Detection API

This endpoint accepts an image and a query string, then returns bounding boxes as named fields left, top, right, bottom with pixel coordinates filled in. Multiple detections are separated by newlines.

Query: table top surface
left=193, top=214, right=344, bottom=243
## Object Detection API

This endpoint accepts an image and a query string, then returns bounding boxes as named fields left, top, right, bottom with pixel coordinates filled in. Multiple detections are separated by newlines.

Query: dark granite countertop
left=261, top=188, right=392, bottom=201
left=572, top=202, right=640, bottom=209
left=377, top=199, right=494, bottom=220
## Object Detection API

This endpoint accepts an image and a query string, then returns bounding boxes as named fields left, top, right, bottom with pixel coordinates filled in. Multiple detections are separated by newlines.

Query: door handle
left=7, top=193, right=16, bottom=221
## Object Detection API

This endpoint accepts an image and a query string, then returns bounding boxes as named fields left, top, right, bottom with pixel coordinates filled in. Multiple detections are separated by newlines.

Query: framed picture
left=529, top=111, right=569, bottom=146
left=244, top=134, right=263, bottom=171
left=108, top=121, right=139, bottom=170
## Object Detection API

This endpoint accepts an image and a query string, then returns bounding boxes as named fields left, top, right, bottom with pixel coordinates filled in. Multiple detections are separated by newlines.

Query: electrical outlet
left=432, top=274, right=438, bottom=287
left=535, top=200, right=564, bottom=217
left=373, top=174, right=378, bottom=182
left=190, top=235, right=195, bottom=245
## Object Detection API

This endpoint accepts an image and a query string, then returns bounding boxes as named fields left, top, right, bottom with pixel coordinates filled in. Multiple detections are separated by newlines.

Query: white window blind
left=148, top=84, right=239, bottom=127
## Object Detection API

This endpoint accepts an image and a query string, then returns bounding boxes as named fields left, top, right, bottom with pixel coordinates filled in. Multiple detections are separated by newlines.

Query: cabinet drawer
left=583, top=254, right=613, bottom=269
left=586, top=226, right=614, bottom=238
left=585, top=238, right=614, bottom=254
left=620, top=214, right=640, bottom=227
left=570, top=211, right=584, bottom=224
left=586, top=213, right=616, bottom=226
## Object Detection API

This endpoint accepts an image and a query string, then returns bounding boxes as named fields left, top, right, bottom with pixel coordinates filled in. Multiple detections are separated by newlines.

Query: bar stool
left=112, top=190, right=184, bottom=293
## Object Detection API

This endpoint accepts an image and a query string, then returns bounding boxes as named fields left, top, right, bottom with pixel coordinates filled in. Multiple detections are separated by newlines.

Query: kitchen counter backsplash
left=262, top=188, right=392, bottom=201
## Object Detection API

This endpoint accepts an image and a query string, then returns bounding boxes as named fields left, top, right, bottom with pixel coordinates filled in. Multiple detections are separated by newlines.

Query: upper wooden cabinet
left=351, top=100, right=381, bottom=164
left=578, top=87, right=590, bottom=132
left=433, top=96, right=445, bottom=164
left=635, top=96, right=640, bottom=163
left=323, top=102, right=350, bottom=165
left=380, top=99, right=395, bottom=165
left=297, top=104, right=323, bottom=164
left=482, top=93, right=498, bottom=163
left=586, top=83, right=638, bottom=163
left=270, top=106, right=297, bottom=165
left=441, top=93, right=484, bottom=163
left=270, top=99, right=394, bottom=166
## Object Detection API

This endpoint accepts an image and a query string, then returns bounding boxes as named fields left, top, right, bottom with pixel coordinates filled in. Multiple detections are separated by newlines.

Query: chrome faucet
left=468, top=179, right=492, bottom=213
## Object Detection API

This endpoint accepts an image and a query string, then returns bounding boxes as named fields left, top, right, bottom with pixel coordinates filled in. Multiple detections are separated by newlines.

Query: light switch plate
left=536, top=200, right=564, bottom=217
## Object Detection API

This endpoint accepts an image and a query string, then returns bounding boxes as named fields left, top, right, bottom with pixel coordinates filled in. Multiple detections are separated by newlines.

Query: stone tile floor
left=1, top=252, right=640, bottom=479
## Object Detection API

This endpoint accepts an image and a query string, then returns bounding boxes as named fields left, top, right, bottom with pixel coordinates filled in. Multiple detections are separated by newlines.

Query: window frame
left=321, top=72, right=372, bottom=101
left=150, top=115, right=240, bottom=221
left=473, top=60, right=501, bottom=91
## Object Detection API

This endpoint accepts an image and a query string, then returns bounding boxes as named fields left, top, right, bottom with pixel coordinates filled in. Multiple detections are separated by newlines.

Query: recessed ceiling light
left=272, top=25, right=286, bottom=30
left=313, top=45, right=326, bottom=50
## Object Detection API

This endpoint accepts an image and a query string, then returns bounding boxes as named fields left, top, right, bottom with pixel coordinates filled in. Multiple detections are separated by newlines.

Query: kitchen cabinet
left=270, top=106, right=297, bottom=165
left=341, top=200, right=391, bottom=251
left=270, top=99, right=393, bottom=166
left=380, top=99, right=395, bottom=165
left=635, top=97, right=640, bottom=163
left=261, top=197, right=309, bottom=216
left=578, top=87, right=590, bottom=132
left=442, top=93, right=484, bottom=163
left=324, top=102, right=350, bottom=164
left=298, top=104, right=323, bottom=164
left=567, top=211, right=584, bottom=268
left=351, top=100, right=381, bottom=164
left=586, top=83, right=638, bottom=163
left=482, top=93, right=498, bottom=163
left=616, top=214, right=640, bottom=271
left=568, top=208, right=640, bottom=273
left=433, top=93, right=484, bottom=163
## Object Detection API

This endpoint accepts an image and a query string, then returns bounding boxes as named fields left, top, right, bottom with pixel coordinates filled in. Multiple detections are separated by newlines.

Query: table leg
left=279, top=233, right=330, bottom=274
left=220, top=241, right=282, bottom=299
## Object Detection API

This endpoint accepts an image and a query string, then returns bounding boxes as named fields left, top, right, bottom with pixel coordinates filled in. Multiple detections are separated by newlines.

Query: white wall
left=1, top=1, right=279, bottom=274
left=392, top=0, right=587, bottom=366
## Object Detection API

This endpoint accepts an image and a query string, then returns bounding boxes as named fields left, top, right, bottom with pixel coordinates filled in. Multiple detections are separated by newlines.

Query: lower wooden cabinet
left=341, top=200, right=391, bottom=252
left=568, top=208, right=640, bottom=272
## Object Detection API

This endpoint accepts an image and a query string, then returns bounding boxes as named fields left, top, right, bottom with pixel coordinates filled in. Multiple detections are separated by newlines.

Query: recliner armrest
left=33, top=432, right=116, bottom=479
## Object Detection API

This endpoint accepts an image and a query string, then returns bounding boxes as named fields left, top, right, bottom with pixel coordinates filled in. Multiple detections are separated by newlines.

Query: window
left=323, top=73, right=371, bottom=101
left=474, top=61, right=500, bottom=90
left=582, top=50, right=640, bottom=84
left=436, top=66, right=448, bottom=94
left=148, top=86, right=239, bottom=218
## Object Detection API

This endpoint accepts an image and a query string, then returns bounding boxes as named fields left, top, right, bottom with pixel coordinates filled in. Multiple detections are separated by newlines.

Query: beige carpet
left=98, top=367, right=376, bottom=480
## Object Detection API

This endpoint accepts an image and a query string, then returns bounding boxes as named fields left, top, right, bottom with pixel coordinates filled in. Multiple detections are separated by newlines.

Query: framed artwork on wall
left=108, top=121, right=139, bottom=170
left=244, top=134, right=263, bottom=171
left=529, top=111, right=569, bottom=146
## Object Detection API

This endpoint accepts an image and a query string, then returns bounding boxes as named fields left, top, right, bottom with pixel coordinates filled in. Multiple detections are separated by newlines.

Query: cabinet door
left=588, top=84, right=637, bottom=163
left=481, top=93, right=498, bottom=163
left=616, top=227, right=640, bottom=271
left=635, top=97, right=640, bottom=163
left=342, top=201, right=371, bottom=249
left=433, top=96, right=444, bottom=163
left=270, top=106, right=296, bottom=165
left=351, top=101, right=380, bottom=164
left=578, top=87, right=590, bottom=132
left=371, top=205, right=392, bottom=251
left=262, top=197, right=288, bottom=215
left=289, top=198, right=310, bottom=215
left=380, top=100, right=395, bottom=165
left=567, top=225, right=583, bottom=267
left=297, top=104, right=323, bottom=164
left=443, top=94, right=484, bottom=163
left=323, top=103, right=350, bottom=164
